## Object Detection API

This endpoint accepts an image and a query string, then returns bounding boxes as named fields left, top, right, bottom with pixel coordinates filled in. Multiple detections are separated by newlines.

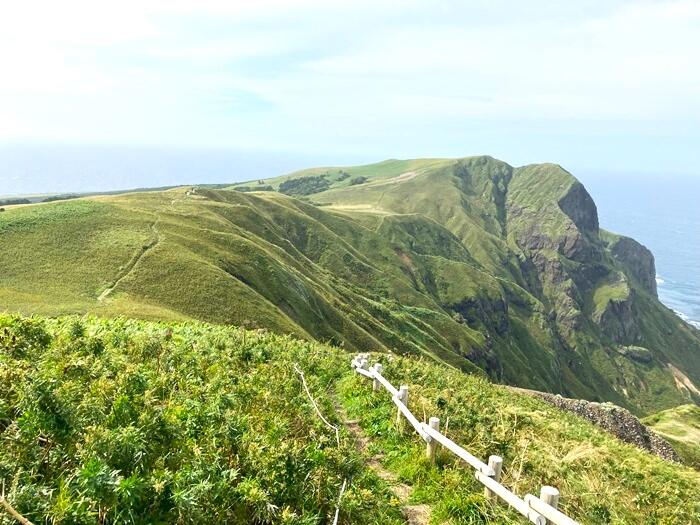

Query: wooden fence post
left=540, top=486, right=559, bottom=524
left=484, top=455, right=503, bottom=501
left=396, top=385, right=408, bottom=430
left=426, top=417, right=440, bottom=463
left=372, top=363, right=383, bottom=391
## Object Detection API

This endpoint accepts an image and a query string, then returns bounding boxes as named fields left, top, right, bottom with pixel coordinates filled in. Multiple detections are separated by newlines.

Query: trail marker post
left=540, top=486, right=559, bottom=525
left=396, top=385, right=408, bottom=430
left=484, top=455, right=503, bottom=501
left=372, top=363, right=383, bottom=392
left=426, top=417, right=440, bottom=463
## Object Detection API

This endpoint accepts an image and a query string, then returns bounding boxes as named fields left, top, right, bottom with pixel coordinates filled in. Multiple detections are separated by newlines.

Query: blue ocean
left=583, top=175, right=700, bottom=329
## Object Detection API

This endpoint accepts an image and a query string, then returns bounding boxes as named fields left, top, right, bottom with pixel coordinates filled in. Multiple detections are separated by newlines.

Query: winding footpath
left=334, top=400, right=432, bottom=525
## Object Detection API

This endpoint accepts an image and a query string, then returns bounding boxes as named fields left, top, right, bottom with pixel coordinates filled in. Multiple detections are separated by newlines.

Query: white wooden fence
left=350, top=354, right=580, bottom=525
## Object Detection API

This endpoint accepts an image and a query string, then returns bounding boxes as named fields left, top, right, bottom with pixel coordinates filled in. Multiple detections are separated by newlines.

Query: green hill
left=1, top=314, right=698, bottom=524
left=643, top=404, right=700, bottom=469
left=1, top=156, right=699, bottom=416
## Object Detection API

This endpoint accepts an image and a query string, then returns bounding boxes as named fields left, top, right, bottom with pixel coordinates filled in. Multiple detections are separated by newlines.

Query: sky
left=1, top=0, right=699, bottom=193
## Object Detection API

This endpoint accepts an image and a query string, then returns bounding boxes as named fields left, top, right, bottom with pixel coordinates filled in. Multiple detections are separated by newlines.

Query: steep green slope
left=1, top=156, right=699, bottom=415
left=1, top=315, right=699, bottom=524
left=643, top=404, right=700, bottom=469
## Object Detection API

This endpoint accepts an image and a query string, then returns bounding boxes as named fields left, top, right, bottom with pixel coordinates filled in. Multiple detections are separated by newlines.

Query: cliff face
left=558, top=181, right=600, bottom=234
left=609, top=235, right=658, bottom=296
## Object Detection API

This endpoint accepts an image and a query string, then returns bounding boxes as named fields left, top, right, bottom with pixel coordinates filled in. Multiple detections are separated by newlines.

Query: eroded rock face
left=451, top=296, right=509, bottom=335
left=558, top=182, right=599, bottom=234
left=610, top=236, right=658, bottom=296
left=595, top=289, right=641, bottom=345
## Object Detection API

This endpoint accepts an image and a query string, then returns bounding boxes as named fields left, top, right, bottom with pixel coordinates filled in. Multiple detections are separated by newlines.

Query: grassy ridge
left=2, top=157, right=700, bottom=416
left=1, top=315, right=698, bottom=524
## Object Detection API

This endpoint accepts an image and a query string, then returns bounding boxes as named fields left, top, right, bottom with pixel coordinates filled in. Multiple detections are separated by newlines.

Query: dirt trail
left=369, top=171, right=419, bottom=188
left=336, top=402, right=431, bottom=525
left=98, top=220, right=160, bottom=301
left=98, top=192, right=189, bottom=302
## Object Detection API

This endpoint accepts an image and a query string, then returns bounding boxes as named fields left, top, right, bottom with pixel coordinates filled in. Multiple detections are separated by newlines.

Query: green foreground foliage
left=0, top=315, right=402, bottom=524
left=1, top=315, right=699, bottom=524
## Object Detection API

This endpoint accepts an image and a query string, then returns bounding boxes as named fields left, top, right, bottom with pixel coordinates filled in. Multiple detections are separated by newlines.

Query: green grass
left=643, top=405, right=700, bottom=469
left=1, top=157, right=700, bottom=416
left=338, top=355, right=700, bottom=524
left=1, top=314, right=699, bottom=524
left=592, top=274, right=631, bottom=318
left=0, top=314, right=404, bottom=524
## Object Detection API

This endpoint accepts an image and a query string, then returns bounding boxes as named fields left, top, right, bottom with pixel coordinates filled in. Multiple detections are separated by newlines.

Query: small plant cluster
left=279, top=176, right=330, bottom=196
left=348, top=176, right=367, bottom=186
left=0, top=315, right=402, bottom=524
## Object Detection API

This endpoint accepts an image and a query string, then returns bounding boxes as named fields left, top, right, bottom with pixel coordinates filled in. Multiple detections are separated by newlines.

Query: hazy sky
left=1, top=0, right=699, bottom=177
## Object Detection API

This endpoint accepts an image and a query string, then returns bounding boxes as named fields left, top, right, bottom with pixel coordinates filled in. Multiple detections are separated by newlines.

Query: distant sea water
left=0, top=144, right=369, bottom=196
left=583, top=175, right=700, bottom=329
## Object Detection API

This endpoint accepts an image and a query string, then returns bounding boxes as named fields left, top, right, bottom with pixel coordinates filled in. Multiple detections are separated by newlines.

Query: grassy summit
left=1, top=315, right=698, bottom=524
left=1, top=156, right=699, bottom=417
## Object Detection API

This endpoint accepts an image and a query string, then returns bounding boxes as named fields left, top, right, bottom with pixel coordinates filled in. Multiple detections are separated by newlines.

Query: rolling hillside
left=1, top=156, right=699, bottom=415
left=1, top=314, right=698, bottom=524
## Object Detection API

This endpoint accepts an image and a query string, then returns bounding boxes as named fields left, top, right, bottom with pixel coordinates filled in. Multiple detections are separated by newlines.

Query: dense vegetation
left=41, top=194, right=80, bottom=203
left=1, top=315, right=698, bottom=524
left=0, top=315, right=402, bottom=524
left=234, top=185, right=274, bottom=193
left=0, top=199, right=30, bottom=206
left=1, top=157, right=700, bottom=418
left=279, top=176, right=330, bottom=196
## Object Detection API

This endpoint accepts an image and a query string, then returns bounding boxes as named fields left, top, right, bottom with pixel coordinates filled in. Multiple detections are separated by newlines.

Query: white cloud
left=0, top=0, right=698, bottom=159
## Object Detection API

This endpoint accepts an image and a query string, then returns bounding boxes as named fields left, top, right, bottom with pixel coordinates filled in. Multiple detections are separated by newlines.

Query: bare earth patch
left=668, top=363, right=700, bottom=396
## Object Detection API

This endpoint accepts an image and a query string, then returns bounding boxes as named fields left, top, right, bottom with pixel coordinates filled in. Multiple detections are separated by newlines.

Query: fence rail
left=350, top=354, right=580, bottom=525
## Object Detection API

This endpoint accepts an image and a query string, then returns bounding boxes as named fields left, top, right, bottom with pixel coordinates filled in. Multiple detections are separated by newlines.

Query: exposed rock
left=610, top=236, right=658, bottom=296
left=616, top=345, right=653, bottom=364
left=513, top=387, right=680, bottom=462
left=557, top=182, right=599, bottom=234
left=515, top=215, right=597, bottom=263
left=596, top=289, right=640, bottom=344
left=451, top=296, right=509, bottom=335
left=530, top=252, right=569, bottom=285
